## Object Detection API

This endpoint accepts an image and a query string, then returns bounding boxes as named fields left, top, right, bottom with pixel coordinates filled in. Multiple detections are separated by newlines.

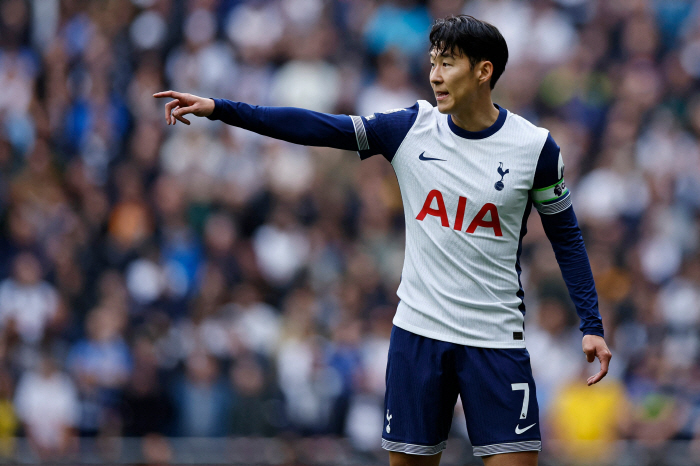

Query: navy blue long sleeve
left=206, top=98, right=359, bottom=150
left=539, top=206, right=604, bottom=337
left=531, top=134, right=604, bottom=337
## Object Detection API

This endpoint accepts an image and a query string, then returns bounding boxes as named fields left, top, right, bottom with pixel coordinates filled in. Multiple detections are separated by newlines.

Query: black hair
left=429, top=15, right=509, bottom=90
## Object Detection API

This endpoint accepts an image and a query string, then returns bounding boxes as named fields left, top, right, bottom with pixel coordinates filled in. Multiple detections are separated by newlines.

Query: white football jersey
left=352, top=101, right=569, bottom=348
left=205, top=97, right=601, bottom=346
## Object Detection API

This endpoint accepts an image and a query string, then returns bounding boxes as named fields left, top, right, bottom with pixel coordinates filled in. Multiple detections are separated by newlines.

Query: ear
left=476, top=61, right=494, bottom=87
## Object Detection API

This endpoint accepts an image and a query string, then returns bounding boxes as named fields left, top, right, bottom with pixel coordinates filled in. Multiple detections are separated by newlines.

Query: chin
left=435, top=100, right=452, bottom=114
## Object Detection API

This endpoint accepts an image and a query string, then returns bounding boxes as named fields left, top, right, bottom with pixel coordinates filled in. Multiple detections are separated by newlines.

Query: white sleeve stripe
left=350, top=115, right=369, bottom=151
left=533, top=193, right=572, bottom=215
left=473, top=441, right=542, bottom=457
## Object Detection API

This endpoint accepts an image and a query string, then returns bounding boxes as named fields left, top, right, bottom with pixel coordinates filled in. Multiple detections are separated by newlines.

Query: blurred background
left=0, top=0, right=699, bottom=464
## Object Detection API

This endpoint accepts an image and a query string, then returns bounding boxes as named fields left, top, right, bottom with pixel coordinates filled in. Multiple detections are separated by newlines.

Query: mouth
left=435, top=91, right=449, bottom=101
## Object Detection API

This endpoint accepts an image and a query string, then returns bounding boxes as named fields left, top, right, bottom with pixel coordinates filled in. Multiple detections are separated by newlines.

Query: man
left=155, top=14, right=611, bottom=466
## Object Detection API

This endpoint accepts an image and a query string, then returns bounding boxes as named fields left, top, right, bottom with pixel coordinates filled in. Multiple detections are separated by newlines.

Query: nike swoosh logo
left=515, top=423, right=536, bottom=435
left=418, top=152, right=446, bottom=162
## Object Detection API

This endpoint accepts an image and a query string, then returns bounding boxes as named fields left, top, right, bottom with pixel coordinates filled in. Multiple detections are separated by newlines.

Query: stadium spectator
left=66, top=305, right=132, bottom=436
left=14, top=354, right=78, bottom=460
left=120, top=334, right=173, bottom=437
left=0, top=0, right=699, bottom=463
left=0, top=252, right=59, bottom=346
left=170, top=352, right=231, bottom=437
left=228, top=353, right=278, bottom=436
left=0, top=368, right=18, bottom=458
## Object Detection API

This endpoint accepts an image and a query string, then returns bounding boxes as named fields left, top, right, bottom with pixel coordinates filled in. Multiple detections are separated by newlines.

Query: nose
left=430, top=66, right=443, bottom=86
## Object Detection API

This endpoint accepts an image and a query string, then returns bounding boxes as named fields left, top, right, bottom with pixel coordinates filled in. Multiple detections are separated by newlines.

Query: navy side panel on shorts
left=456, top=346, right=541, bottom=455
left=383, top=326, right=459, bottom=454
left=382, top=325, right=541, bottom=457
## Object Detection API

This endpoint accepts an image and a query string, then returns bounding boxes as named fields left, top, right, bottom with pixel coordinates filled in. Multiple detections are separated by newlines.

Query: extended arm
left=154, top=90, right=420, bottom=161
left=206, top=99, right=358, bottom=150
left=153, top=91, right=358, bottom=151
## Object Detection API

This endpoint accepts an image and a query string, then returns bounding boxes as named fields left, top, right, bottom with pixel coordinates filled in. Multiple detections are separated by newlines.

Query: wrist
left=205, top=98, right=216, bottom=117
left=205, top=98, right=219, bottom=120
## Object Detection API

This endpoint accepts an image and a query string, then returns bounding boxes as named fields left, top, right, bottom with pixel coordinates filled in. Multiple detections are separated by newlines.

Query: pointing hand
left=153, top=90, right=215, bottom=125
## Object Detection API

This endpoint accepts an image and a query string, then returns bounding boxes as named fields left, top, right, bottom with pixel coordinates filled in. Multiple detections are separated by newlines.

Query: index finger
left=153, top=90, right=184, bottom=99
left=587, top=369, right=607, bottom=386
left=586, top=352, right=610, bottom=386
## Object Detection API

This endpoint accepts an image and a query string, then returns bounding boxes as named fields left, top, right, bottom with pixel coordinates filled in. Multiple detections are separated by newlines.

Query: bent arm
left=539, top=206, right=604, bottom=337
left=207, top=99, right=359, bottom=151
left=530, top=133, right=604, bottom=337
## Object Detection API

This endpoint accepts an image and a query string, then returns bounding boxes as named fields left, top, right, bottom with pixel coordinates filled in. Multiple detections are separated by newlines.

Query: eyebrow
left=429, top=51, right=455, bottom=59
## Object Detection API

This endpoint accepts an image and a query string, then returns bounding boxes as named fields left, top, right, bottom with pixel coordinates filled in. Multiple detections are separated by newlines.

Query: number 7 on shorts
left=511, top=383, right=529, bottom=420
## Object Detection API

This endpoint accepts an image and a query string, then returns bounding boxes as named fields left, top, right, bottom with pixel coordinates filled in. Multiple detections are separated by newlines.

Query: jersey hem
left=392, top=318, right=527, bottom=349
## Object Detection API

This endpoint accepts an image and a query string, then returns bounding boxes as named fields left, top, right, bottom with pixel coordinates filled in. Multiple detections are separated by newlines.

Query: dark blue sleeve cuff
left=206, top=98, right=222, bottom=121
left=583, top=329, right=605, bottom=338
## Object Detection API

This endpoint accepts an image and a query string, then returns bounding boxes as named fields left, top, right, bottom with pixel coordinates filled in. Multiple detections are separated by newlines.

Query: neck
left=450, top=91, right=500, bottom=132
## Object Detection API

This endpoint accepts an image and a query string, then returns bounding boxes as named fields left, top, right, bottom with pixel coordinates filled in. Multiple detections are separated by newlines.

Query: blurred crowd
left=0, top=0, right=700, bottom=463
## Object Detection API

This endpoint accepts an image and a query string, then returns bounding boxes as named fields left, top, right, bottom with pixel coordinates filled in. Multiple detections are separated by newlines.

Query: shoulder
left=401, top=100, right=450, bottom=133
left=417, top=99, right=444, bottom=120
left=500, top=109, right=556, bottom=179
left=354, top=101, right=422, bottom=161
left=503, top=109, right=550, bottom=142
left=364, top=101, right=422, bottom=124
left=533, top=132, right=564, bottom=189
left=358, top=101, right=421, bottom=141
left=416, top=99, right=434, bottom=112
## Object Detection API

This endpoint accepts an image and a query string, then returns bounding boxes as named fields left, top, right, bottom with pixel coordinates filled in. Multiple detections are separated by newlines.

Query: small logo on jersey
left=418, top=151, right=446, bottom=162
left=554, top=180, right=566, bottom=197
left=494, top=162, right=509, bottom=191
left=386, top=410, right=393, bottom=433
left=515, top=423, right=536, bottom=435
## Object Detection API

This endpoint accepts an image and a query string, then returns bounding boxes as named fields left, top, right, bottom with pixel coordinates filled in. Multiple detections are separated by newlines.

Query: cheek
left=445, top=72, right=465, bottom=91
left=447, top=80, right=463, bottom=97
left=455, top=78, right=474, bottom=96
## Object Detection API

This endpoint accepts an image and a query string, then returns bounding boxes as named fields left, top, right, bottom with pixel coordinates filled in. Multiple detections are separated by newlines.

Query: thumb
left=583, top=342, right=595, bottom=362
left=585, top=350, right=595, bottom=363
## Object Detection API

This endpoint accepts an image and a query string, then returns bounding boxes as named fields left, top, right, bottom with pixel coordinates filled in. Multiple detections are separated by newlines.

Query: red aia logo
left=416, top=189, right=502, bottom=236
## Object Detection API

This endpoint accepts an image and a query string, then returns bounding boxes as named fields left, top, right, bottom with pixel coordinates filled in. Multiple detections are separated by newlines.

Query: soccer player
left=155, top=15, right=611, bottom=466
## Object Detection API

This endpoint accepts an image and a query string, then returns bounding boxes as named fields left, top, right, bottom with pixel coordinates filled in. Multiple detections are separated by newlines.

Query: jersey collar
left=447, top=104, right=507, bottom=140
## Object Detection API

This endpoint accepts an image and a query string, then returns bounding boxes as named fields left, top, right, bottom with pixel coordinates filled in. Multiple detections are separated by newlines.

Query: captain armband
left=531, top=178, right=572, bottom=215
